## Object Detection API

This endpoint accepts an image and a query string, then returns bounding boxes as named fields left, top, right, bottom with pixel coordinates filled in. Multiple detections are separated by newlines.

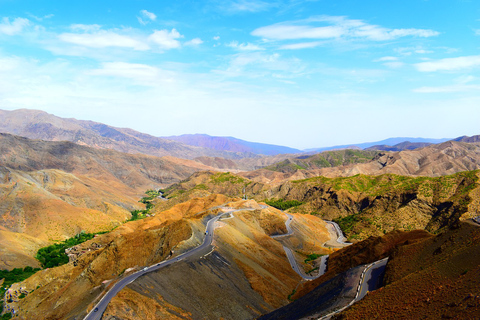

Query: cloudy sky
left=0, top=0, right=479, bottom=149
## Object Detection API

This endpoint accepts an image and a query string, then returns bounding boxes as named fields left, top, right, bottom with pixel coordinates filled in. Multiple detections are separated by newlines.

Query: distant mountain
left=0, top=109, right=254, bottom=160
left=306, top=137, right=450, bottom=153
left=164, top=134, right=302, bottom=156
left=365, top=141, right=433, bottom=152
left=453, top=135, right=480, bottom=143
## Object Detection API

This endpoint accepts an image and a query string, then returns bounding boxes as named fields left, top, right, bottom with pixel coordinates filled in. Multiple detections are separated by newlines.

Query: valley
left=0, top=112, right=479, bottom=319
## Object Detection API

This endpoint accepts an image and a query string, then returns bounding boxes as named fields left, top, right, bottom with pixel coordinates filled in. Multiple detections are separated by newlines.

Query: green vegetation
left=0, top=312, right=12, bottom=320
left=0, top=266, right=41, bottom=318
left=293, top=170, right=478, bottom=200
left=265, top=150, right=380, bottom=172
left=265, top=199, right=303, bottom=210
left=36, top=231, right=99, bottom=268
left=287, top=289, right=297, bottom=301
left=334, top=214, right=360, bottom=235
left=128, top=189, right=160, bottom=221
left=306, top=267, right=319, bottom=275
left=210, top=172, right=245, bottom=184
left=304, top=253, right=324, bottom=264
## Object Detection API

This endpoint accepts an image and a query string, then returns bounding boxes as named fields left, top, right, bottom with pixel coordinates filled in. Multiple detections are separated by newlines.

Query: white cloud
left=185, top=38, right=203, bottom=46
left=219, top=0, right=276, bottom=13
left=0, top=17, right=30, bottom=35
left=213, top=36, right=220, bottom=40
left=475, top=29, right=480, bottom=36
left=279, top=41, right=322, bottom=50
left=415, top=55, right=480, bottom=72
left=27, top=13, right=54, bottom=22
left=227, top=41, right=264, bottom=51
left=252, top=24, right=343, bottom=40
left=70, top=24, right=102, bottom=32
left=141, top=10, right=156, bottom=21
left=252, top=15, right=439, bottom=42
left=138, top=10, right=157, bottom=25
left=59, top=30, right=149, bottom=51
left=89, top=62, right=159, bottom=80
left=395, top=46, right=433, bottom=56
left=148, top=29, right=183, bottom=49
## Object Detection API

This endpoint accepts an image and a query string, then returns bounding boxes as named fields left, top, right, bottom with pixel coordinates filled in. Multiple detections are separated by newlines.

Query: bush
left=265, top=199, right=303, bottom=210
left=36, top=232, right=96, bottom=268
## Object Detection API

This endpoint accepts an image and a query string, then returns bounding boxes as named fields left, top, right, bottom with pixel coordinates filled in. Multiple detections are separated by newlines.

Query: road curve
left=318, top=257, right=389, bottom=319
left=83, top=207, right=251, bottom=320
left=324, top=221, right=350, bottom=245
left=272, top=211, right=332, bottom=280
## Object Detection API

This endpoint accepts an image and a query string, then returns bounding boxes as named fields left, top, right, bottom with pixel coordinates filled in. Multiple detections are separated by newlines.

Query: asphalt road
left=355, top=258, right=389, bottom=301
left=324, top=221, right=350, bottom=245
left=319, top=257, right=389, bottom=320
left=272, top=211, right=334, bottom=280
left=83, top=207, right=249, bottom=320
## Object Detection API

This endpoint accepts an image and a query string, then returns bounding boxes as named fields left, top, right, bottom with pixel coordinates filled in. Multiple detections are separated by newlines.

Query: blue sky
left=0, top=0, right=479, bottom=149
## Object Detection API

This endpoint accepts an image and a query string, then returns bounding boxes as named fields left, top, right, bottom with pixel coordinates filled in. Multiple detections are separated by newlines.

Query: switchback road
left=83, top=207, right=253, bottom=320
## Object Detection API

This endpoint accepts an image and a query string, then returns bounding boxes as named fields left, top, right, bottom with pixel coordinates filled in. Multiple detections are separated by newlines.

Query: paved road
left=318, top=257, right=389, bottom=320
left=270, top=212, right=294, bottom=238
left=355, top=258, right=388, bottom=301
left=272, top=211, right=333, bottom=280
left=83, top=207, right=249, bottom=320
left=324, top=221, right=350, bottom=245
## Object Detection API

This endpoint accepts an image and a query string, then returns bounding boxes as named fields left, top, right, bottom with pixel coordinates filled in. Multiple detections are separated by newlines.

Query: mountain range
left=0, top=109, right=452, bottom=159
left=0, top=108, right=479, bottom=319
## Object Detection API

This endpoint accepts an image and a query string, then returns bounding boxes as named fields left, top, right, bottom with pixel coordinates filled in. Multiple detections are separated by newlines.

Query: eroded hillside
left=335, top=221, right=480, bottom=319
left=162, top=170, right=480, bottom=241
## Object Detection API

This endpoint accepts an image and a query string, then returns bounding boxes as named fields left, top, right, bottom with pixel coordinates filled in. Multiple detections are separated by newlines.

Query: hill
left=305, top=137, right=450, bottom=153
left=0, top=109, right=252, bottom=160
left=164, top=134, right=301, bottom=156
left=336, top=221, right=480, bottom=319
left=365, top=141, right=433, bottom=151
left=162, top=170, right=479, bottom=242
left=240, top=139, right=480, bottom=184
left=3, top=196, right=330, bottom=319
left=0, top=133, right=222, bottom=269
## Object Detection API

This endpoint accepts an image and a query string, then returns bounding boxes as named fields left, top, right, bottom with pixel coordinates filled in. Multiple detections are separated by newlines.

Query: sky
left=0, top=0, right=479, bottom=149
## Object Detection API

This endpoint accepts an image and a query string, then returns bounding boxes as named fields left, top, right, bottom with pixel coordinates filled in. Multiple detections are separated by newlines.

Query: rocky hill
left=0, top=109, right=251, bottom=160
left=336, top=221, right=480, bottom=319
left=3, top=196, right=330, bottom=319
left=240, top=139, right=480, bottom=184
left=162, top=169, right=480, bottom=242
left=0, top=133, right=223, bottom=270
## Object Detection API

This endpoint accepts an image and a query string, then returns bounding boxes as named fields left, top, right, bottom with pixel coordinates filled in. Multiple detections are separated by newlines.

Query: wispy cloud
left=0, top=17, right=30, bottom=35
left=415, top=55, right=480, bottom=72
left=148, top=28, right=183, bottom=50
left=279, top=41, right=322, bottom=50
left=138, top=10, right=157, bottom=25
left=89, top=62, right=161, bottom=83
left=252, top=15, right=439, bottom=45
left=226, top=41, right=264, bottom=51
left=59, top=28, right=150, bottom=51
left=216, top=0, right=277, bottom=13
left=185, top=38, right=203, bottom=46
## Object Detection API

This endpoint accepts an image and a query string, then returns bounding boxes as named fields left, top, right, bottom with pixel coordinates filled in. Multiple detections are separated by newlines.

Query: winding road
left=83, top=207, right=253, bottom=320
left=271, top=213, right=348, bottom=281
left=318, top=257, right=389, bottom=320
